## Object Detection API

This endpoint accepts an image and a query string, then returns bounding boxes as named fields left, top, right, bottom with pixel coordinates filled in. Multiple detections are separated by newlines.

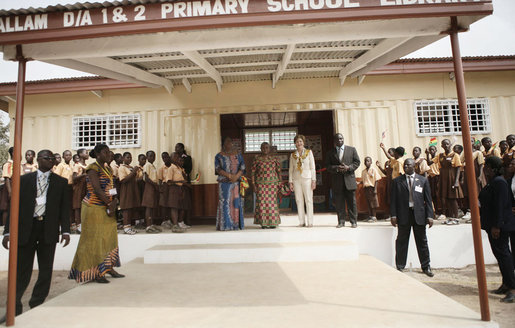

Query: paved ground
left=0, top=257, right=507, bottom=328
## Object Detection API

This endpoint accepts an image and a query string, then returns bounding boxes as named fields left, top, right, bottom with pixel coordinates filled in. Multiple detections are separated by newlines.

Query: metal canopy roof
left=0, top=0, right=493, bottom=93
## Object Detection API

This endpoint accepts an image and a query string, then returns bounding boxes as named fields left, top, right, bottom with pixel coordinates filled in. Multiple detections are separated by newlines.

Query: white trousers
left=293, top=178, right=314, bottom=226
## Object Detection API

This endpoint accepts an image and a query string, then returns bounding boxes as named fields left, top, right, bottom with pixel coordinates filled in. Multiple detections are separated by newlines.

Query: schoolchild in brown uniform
left=453, top=144, right=468, bottom=219
left=22, top=150, right=38, bottom=175
left=118, top=152, right=141, bottom=235
left=135, top=154, right=146, bottom=229
left=361, top=156, right=382, bottom=222
left=72, top=148, right=89, bottom=233
left=52, top=153, right=61, bottom=172
left=376, top=147, right=395, bottom=213
left=500, top=140, right=509, bottom=158
left=175, top=143, right=193, bottom=226
left=55, top=150, right=74, bottom=229
left=434, top=139, right=463, bottom=225
left=380, top=143, right=405, bottom=179
left=482, top=137, right=501, bottom=158
left=425, top=145, right=442, bottom=219
left=413, top=147, right=430, bottom=177
left=502, top=134, right=515, bottom=179
left=165, top=152, right=189, bottom=233
left=142, top=151, right=162, bottom=233
left=158, top=152, right=172, bottom=229
left=0, top=147, right=16, bottom=226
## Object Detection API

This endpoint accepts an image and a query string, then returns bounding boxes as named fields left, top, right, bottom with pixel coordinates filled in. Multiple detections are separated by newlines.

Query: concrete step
left=144, top=240, right=359, bottom=264
left=244, top=214, right=338, bottom=227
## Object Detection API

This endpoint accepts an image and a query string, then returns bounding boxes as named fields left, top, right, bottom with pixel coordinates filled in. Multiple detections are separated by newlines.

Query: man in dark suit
left=325, top=133, right=360, bottom=228
left=2, top=149, right=71, bottom=319
left=390, top=158, right=434, bottom=277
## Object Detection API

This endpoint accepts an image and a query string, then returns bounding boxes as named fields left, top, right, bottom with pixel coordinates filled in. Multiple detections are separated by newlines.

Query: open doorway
left=220, top=110, right=335, bottom=215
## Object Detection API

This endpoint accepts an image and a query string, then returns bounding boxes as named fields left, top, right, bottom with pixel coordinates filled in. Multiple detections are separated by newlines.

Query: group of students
left=360, top=134, right=515, bottom=225
left=0, top=143, right=195, bottom=235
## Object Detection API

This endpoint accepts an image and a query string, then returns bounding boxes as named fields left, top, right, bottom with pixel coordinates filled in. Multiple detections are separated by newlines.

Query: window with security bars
left=72, top=114, right=141, bottom=149
left=414, top=99, right=490, bottom=136
left=244, top=128, right=297, bottom=153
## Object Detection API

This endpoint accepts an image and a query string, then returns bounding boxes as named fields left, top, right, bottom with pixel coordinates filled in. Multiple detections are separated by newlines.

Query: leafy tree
left=0, top=118, right=9, bottom=165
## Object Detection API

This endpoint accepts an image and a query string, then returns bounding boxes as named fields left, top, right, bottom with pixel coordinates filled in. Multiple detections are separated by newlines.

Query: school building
left=0, top=0, right=513, bottom=222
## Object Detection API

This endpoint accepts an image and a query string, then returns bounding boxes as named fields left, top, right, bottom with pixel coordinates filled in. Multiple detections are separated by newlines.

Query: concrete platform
left=11, top=256, right=497, bottom=328
left=144, top=241, right=359, bottom=263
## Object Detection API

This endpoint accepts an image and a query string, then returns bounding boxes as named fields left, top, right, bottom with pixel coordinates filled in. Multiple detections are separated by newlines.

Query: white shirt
left=34, top=169, right=51, bottom=217
left=512, top=177, right=515, bottom=201
left=406, top=173, right=415, bottom=208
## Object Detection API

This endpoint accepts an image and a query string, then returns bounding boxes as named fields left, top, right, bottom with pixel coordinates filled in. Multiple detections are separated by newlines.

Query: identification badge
left=36, top=196, right=46, bottom=205
left=108, top=189, right=117, bottom=196
left=446, top=157, right=452, bottom=161
left=414, top=186, right=423, bottom=193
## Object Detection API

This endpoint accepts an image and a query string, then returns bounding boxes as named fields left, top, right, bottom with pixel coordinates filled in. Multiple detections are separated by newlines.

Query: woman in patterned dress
left=69, top=144, right=124, bottom=283
left=215, top=136, right=245, bottom=231
left=252, top=142, right=281, bottom=229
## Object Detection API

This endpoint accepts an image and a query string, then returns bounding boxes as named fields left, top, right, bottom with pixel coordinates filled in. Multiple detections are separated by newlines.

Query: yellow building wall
left=7, top=71, right=515, bottom=184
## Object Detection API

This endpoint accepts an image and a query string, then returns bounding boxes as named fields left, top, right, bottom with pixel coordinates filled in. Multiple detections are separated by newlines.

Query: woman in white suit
left=289, top=134, right=317, bottom=227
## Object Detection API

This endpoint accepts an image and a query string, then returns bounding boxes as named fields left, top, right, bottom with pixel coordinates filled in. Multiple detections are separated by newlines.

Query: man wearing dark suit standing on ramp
left=2, top=149, right=71, bottom=321
left=326, top=133, right=360, bottom=228
left=390, top=158, right=434, bottom=277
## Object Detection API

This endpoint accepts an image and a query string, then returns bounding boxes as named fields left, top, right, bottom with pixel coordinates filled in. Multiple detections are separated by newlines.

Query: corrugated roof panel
left=217, top=65, right=277, bottom=74
left=223, top=74, right=271, bottom=83
left=207, top=54, right=282, bottom=66
left=282, top=71, right=339, bottom=80
left=132, top=59, right=196, bottom=70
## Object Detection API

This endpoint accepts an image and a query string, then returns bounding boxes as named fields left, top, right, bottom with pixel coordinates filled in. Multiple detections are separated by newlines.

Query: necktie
left=35, top=174, right=48, bottom=217
left=408, top=176, right=414, bottom=207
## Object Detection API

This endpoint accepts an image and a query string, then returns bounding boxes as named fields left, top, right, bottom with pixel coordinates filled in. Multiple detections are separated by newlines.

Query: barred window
left=72, top=114, right=141, bottom=149
left=414, top=99, right=490, bottom=136
left=244, top=128, right=297, bottom=153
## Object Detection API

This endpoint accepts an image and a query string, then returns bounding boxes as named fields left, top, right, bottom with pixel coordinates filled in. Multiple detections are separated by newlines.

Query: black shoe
left=107, top=270, right=125, bottom=278
left=500, top=292, right=515, bottom=303
left=423, top=267, right=434, bottom=277
left=95, top=276, right=110, bottom=283
left=396, top=266, right=405, bottom=272
left=492, top=285, right=509, bottom=295
left=351, top=223, right=357, bottom=228
left=336, top=223, right=344, bottom=228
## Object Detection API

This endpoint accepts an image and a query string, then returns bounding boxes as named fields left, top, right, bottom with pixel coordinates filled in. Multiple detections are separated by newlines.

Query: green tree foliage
left=0, top=119, right=9, bottom=165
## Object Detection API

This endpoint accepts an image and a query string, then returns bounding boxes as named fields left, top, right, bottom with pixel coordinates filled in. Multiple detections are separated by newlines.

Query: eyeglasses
left=38, top=156, right=56, bottom=161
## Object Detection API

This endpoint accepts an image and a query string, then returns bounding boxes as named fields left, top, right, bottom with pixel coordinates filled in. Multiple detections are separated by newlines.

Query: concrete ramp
left=11, top=256, right=497, bottom=328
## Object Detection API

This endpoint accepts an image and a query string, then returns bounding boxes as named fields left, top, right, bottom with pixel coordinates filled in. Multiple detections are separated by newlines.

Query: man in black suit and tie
left=2, top=149, right=71, bottom=318
left=325, top=133, right=360, bottom=228
left=390, top=158, right=434, bottom=277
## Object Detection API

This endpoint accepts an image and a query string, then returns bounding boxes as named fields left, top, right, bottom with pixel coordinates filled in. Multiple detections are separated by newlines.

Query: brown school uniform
left=22, top=162, right=38, bottom=175
left=483, top=147, right=501, bottom=159
left=383, top=160, right=394, bottom=205
left=158, top=164, right=170, bottom=208
left=502, top=146, right=515, bottom=178
left=427, top=156, right=441, bottom=214
left=72, top=162, right=88, bottom=209
left=141, top=162, right=159, bottom=209
left=118, top=164, right=141, bottom=210
left=362, top=166, right=381, bottom=209
left=390, top=157, right=404, bottom=179
left=165, top=164, right=191, bottom=210
left=55, top=161, right=74, bottom=211
left=414, top=158, right=430, bottom=176
left=0, top=160, right=19, bottom=211
left=435, top=152, right=463, bottom=200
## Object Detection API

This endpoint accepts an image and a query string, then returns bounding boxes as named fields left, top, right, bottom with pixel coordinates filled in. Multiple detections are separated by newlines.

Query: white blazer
left=289, top=149, right=316, bottom=183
